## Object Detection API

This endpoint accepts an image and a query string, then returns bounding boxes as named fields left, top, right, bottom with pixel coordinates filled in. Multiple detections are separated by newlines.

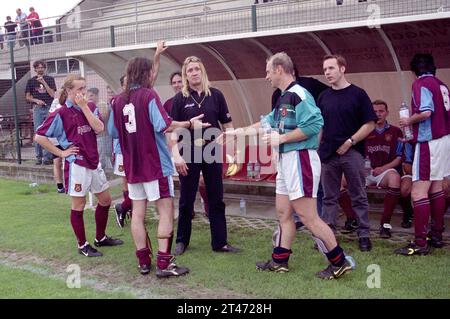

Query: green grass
left=0, top=264, right=133, bottom=299
left=0, top=178, right=449, bottom=299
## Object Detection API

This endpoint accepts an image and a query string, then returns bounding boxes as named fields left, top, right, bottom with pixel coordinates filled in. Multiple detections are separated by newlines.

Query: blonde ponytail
left=59, top=74, right=86, bottom=105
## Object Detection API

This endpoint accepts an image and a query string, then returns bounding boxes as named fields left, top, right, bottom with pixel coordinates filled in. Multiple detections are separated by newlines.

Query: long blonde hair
left=181, top=56, right=211, bottom=98
left=59, top=74, right=86, bottom=105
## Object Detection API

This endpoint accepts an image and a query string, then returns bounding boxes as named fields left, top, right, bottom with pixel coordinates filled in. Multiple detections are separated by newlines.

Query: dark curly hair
left=410, top=53, right=436, bottom=77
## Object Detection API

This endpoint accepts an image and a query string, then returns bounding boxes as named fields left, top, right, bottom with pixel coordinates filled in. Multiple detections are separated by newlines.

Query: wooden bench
left=0, top=114, right=34, bottom=147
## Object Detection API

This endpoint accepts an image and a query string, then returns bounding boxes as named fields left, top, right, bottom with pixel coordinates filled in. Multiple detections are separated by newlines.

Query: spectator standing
left=25, top=60, right=56, bottom=165
left=0, top=26, right=4, bottom=50
left=15, top=8, right=30, bottom=47
left=27, top=7, right=43, bottom=45
left=4, top=16, right=17, bottom=48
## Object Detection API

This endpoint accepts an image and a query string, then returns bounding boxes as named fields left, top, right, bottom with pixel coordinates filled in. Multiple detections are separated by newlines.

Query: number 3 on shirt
left=123, top=103, right=137, bottom=133
left=441, top=85, right=450, bottom=111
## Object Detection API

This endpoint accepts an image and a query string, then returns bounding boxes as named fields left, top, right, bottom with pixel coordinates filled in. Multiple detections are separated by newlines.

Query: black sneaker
left=315, top=259, right=353, bottom=280
left=256, top=260, right=289, bottom=273
left=213, top=244, right=240, bottom=253
left=394, top=241, right=431, bottom=256
left=79, top=243, right=103, bottom=257
left=35, top=158, right=42, bottom=165
left=156, top=258, right=190, bottom=278
left=43, top=159, right=53, bottom=165
left=379, top=223, right=392, bottom=239
left=341, top=219, right=359, bottom=234
left=94, top=235, right=124, bottom=247
left=427, top=236, right=445, bottom=248
left=114, top=203, right=127, bottom=228
left=138, top=263, right=151, bottom=275
left=401, top=218, right=413, bottom=229
left=57, top=187, right=65, bottom=194
left=358, top=237, right=372, bottom=252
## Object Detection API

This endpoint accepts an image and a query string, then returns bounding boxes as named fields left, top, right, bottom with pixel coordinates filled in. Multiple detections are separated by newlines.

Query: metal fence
left=0, top=0, right=448, bottom=164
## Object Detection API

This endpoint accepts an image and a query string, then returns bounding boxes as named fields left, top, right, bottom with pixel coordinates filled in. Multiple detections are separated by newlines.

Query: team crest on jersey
left=118, top=165, right=124, bottom=172
left=281, top=107, right=288, bottom=117
left=74, top=184, right=82, bottom=192
left=385, top=134, right=392, bottom=142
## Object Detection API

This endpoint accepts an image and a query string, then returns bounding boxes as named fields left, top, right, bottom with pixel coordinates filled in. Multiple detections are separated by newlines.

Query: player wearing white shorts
left=396, top=54, right=450, bottom=255
left=110, top=57, right=209, bottom=277
left=223, top=52, right=354, bottom=279
left=109, top=44, right=167, bottom=228
left=35, top=75, right=123, bottom=258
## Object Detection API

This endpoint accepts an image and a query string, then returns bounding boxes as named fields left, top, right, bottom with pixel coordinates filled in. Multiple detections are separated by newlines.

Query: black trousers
left=176, top=160, right=227, bottom=250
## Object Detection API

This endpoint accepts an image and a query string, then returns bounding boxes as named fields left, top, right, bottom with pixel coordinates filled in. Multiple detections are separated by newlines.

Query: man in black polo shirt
left=26, top=60, right=56, bottom=165
left=318, top=54, right=377, bottom=252
left=170, top=56, right=239, bottom=255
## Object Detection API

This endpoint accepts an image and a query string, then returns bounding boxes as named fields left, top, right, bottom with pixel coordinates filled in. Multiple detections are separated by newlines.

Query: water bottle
left=260, top=115, right=272, bottom=134
left=247, top=163, right=254, bottom=179
left=239, top=198, right=246, bottom=216
left=399, top=102, right=413, bottom=141
left=364, top=156, right=372, bottom=177
left=254, top=162, right=261, bottom=179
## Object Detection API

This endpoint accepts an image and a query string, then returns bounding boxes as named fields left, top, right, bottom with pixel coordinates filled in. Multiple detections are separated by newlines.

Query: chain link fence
left=0, top=43, right=115, bottom=168
left=0, top=0, right=447, bottom=165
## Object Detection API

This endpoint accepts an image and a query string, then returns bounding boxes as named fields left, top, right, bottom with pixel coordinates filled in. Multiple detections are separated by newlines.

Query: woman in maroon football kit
left=35, top=75, right=123, bottom=257
left=110, top=58, right=209, bottom=277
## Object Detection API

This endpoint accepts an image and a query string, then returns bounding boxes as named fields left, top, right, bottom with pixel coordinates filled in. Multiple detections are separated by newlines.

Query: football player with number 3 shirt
left=110, top=57, right=209, bottom=277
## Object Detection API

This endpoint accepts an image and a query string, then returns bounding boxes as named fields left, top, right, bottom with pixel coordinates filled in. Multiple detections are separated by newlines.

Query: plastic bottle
left=239, top=198, right=246, bottom=216
left=399, top=102, right=413, bottom=141
left=247, top=163, right=254, bottom=179
left=260, top=115, right=272, bottom=134
left=364, top=156, right=372, bottom=177
left=254, top=162, right=261, bottom=179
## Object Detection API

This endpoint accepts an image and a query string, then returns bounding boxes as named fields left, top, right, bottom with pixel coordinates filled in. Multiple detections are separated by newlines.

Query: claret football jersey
left=36, top=99, right=100, bottom=169
left=110, top=86, right=174, bottom=184
left=411, top=74, right=450, bottom=142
